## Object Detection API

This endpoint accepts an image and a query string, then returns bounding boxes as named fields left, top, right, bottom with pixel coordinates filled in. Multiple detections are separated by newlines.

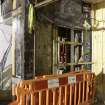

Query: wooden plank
left=86, top=81, right=89, bottom=102
left=12, top=0, right=16, bottom=76
left=52, top=27, right=58, bottom=74
left=70, top=30, right=75, bottom=70
left=64, top=86, right=67, bottom=105
left=82, top=81, right=85, bottom=103
left=31, top=94, right=35, bottom=105
left=58, top=41, right=82, bottom=46
left=77, top=62, right=94, bottom=65
left=20, top=94, right=25, bottom=105
left=35, top=0, right=58, bottom=8
left=12, top=7, right=22, bottom=17
left=46, top=90, right=49, bottom=105
left=59, top=87, right=62, bottom=105
left=26, top=95, right=29, bottom=105
left=86, top=0, right=104, bottom=4
left=39, top=91, right=42, bottom=105
left=69, top=85, right=72, bottom=105
left=53, top=89, right=56, bottom=105
left=74, top=84, right=77, bottom=105
left=78, top=82, right=81, bottom=105
left=1, top=5, right=22, bottom=18
left=54, top=62, right=94, bottom=67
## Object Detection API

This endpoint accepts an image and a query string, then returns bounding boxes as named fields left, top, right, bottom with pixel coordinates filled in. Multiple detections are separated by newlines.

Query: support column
left=12, top=0, right=16, bottom=76
left=70, top=29, right=75, bottom=71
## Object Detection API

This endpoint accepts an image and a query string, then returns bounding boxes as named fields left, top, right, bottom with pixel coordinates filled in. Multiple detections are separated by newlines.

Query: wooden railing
left=9, top=71, right=95, bottom=105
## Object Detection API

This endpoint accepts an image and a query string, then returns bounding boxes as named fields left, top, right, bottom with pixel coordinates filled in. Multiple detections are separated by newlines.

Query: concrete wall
left=35, top=22, right=53, bottom=75
left=92, top=2, right=105, bottom=75
left=92, top=2, right=105, bottom=104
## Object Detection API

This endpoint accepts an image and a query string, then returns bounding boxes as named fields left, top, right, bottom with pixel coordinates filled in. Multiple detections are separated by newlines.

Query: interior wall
left=92, top=2, right=105, bottom=75
left=35, top=22, right=53, bottom=76
left=92, top=2, right=105, bottom=103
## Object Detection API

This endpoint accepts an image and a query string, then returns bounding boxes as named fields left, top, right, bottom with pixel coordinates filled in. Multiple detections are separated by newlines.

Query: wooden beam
left=12, top=7, right=22, bottom=17
left=12, top=0, right=16, bottom=76
left=34, top=0, right=58, bottom=8
left=58, top=41, right=83, bottom=46
left=85, top=0, right=104, bottom=4
left=54, top=62, right=94, bottom=67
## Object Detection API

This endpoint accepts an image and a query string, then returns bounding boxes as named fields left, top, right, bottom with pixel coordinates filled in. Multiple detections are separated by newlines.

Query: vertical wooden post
left=59, top=87, right=62, bottom=105
left=70, top=30, right=75, bottom=71
left=86, top=75, right=89, bottom=102
left=26, top=95, right=29, bottom=105
left=33, top=31, right=36, bottom=77
left=12, top=0, right=16, bottom=76
left=65, top=86, right=67, bottom=105
left=74, top=84, right=77, bottom=105
left=20, top=94, right=25, bottom=105
left=31, top=93, right=35, bottom=105
left=78, top=82, right=81, bottom=105
left=82, top=73, right=85, bottom=103
left=39, top=91, right=42, bottom=105
left=52, top=27, right=58, bottom=74
left=12, top=0, right=17, bottom=97
left=53, top=89, right=56, bottom=105
left=69, top=85, right=72, bottom=105
left=46, top=90, right=49, bottom=105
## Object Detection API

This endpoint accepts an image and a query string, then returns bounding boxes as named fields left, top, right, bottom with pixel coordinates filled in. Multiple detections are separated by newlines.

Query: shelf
left=55, top=62, right=94, bottom=67
left=57, top=41, right=83, bottom=46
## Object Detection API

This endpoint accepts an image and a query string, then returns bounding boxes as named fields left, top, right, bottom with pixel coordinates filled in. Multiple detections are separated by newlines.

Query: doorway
left=53, top=26, right=83, bottom=74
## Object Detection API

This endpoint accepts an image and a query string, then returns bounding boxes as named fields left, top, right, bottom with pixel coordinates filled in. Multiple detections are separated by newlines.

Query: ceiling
left=85, top=0, right=105, bottom=4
